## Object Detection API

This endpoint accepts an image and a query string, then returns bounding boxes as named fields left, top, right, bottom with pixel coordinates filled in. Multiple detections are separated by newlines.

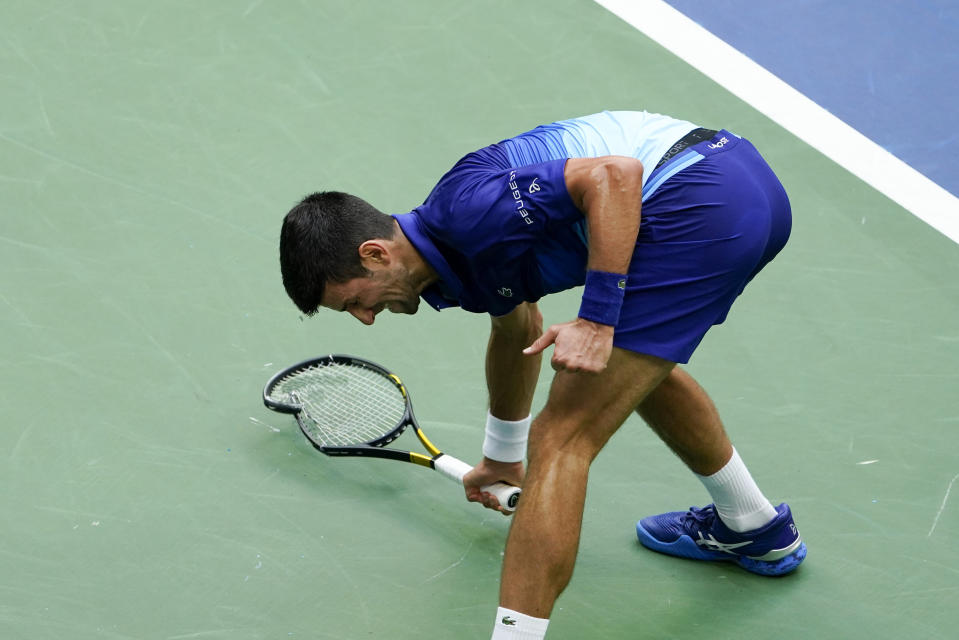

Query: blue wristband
left=578, top=270, right=628, bottom=326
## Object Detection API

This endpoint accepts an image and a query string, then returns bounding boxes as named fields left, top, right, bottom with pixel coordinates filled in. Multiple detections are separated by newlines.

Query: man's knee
left=636, top=365, right=688, bottom=416
left=526, top=410, right=610, bottom=466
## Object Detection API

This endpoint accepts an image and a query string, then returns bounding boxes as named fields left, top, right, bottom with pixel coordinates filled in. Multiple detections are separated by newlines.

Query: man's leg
left=636, top=366, right=732, bottom=476
left=498, top=348, right=674, bottom=618
left=634, top=366, right=805, bottom=574
left=636, top=366, right=777, bottom=529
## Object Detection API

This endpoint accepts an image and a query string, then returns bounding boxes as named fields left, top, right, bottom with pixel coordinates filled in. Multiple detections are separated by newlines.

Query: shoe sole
left=636, top=521, right=807, bottom=576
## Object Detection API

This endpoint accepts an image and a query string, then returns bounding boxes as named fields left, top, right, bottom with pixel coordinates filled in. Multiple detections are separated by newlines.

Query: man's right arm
left=463, top=301, right=543, bottom=512
left=487, top=301, right=543, bottom=420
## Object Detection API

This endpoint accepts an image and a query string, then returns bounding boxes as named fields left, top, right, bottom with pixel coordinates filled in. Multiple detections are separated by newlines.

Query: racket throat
left=409, top=452, right=435, bottom=468
left=413, top=425, right=442, bottom=458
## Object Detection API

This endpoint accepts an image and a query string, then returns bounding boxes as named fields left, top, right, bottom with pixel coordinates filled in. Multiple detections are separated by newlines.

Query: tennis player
left=279, top=110, right=806, bottom=639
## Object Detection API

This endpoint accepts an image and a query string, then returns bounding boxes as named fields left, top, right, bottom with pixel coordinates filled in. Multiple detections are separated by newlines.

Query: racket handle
left=433, top=454, right=521, bottom=513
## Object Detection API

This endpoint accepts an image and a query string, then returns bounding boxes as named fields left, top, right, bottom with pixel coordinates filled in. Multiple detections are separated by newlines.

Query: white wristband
left=482, top=412, right=531, bottom=463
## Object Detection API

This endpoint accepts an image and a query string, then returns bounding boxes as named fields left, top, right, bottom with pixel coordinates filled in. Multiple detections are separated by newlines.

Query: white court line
left=594, top=0, right=959, bottom=245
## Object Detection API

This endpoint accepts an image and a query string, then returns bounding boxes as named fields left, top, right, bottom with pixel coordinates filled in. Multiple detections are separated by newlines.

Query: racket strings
left=268, top=362, right=406, bottom=447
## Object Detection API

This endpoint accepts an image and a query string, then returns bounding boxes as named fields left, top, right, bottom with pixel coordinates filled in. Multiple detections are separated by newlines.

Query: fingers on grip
left=481, top=481, right=521, bottom=513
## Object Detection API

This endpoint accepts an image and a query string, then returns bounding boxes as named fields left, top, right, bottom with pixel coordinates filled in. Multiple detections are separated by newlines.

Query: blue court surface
left=665, top=0, right=959, bottom=198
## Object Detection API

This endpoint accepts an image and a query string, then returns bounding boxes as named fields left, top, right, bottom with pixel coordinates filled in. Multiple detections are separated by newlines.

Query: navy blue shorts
left=613, top=131, right=792, bottom=363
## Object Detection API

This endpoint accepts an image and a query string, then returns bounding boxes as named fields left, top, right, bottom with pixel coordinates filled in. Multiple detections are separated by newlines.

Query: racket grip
left=433, top=454, right=521, bottom=513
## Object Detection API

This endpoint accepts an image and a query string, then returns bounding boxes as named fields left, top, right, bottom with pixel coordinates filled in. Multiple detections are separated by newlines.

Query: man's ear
left=357, top=239, right=391, bottom=268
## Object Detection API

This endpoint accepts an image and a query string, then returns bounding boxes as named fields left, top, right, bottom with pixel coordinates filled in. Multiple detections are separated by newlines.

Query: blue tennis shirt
left=393, top=111, right=697, bottom=316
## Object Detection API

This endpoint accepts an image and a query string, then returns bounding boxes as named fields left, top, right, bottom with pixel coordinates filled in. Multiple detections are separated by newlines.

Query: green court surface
left=2, top=2, right=957, bottom=638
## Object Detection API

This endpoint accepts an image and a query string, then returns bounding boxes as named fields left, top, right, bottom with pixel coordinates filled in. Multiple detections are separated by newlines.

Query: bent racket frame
left=262, top=354, right=520, bottom=511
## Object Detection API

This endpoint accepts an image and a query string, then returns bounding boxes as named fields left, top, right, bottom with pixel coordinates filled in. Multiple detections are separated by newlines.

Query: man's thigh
left=529, top=347, right=675, bottom=460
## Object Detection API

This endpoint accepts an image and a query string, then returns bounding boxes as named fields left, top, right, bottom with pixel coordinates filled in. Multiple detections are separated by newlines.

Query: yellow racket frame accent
left=389, top=372, right=441, bottom=467
left=409, top=452, right=433, bottom=467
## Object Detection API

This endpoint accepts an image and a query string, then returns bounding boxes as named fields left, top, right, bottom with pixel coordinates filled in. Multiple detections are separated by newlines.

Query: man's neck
left=391, top=220, right=439, bottom=294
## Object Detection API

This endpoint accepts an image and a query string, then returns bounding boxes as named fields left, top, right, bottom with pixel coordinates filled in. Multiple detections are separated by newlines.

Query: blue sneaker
left=636, top=503, right=806, bottom=576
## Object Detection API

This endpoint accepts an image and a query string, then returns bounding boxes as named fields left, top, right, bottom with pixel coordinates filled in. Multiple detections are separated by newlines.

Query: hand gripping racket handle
left=433, top=454, right=521, bottom=513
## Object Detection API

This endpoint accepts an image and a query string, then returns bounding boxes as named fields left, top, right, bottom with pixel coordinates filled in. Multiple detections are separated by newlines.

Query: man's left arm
left=524, top=156, right=644, bottom=373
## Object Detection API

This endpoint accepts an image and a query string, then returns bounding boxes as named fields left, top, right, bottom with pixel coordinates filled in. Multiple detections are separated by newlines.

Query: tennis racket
left=262, top=354, right=521, bottom=512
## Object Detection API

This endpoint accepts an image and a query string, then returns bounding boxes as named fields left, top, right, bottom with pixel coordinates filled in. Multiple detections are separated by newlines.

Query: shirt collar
left=392, top=211, right=463, bottom=311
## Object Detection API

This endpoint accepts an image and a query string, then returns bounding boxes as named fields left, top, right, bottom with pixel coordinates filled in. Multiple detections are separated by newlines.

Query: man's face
left=321, top=265, right=421, bottom=325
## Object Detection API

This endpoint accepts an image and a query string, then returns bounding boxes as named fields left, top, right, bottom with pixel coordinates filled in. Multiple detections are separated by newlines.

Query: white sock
left=491, top=607, right=549, bottom=640
left=696, top=447, right=778, bottom=532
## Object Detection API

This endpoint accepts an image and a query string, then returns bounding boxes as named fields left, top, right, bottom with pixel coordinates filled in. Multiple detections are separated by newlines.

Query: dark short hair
left=279, top=191, right=395, bottom=315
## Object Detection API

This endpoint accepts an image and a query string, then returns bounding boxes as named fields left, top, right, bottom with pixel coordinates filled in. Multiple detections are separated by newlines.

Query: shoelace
left=681, top=505, right=718, bottom=532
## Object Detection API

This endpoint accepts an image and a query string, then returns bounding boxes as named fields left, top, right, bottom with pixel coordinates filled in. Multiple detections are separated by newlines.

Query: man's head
left=279, top=191, right=396, bottom=316
left=280, top=191, right=429, bottom=324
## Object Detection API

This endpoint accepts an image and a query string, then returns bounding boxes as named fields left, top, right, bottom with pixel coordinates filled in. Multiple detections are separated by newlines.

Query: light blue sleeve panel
left=501, top=110, right=698, bottom=190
